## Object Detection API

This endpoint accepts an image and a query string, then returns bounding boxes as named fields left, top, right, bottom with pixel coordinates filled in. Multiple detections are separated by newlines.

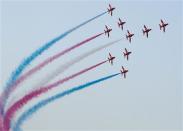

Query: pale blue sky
left=1, top=0, right=182, bottom=130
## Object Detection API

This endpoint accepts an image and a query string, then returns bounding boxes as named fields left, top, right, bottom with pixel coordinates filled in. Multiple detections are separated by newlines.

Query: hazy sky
left=1, top=0, right=182, bottom=131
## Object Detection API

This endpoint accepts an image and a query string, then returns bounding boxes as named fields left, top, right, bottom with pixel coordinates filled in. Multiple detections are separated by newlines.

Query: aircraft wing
left=109, top=53, right=112, bottom=57
left=127, top=30, right=130, bottom=34
left=122, top=66, right=124, bottom=71
left=109, top=4, right=111, bottom=8
left=147, top=32, right=148, bottom=38
left=105, top=25, right=108, bottom=30
left=119, top=18, right=121, bottom=22
left=144, top=25, right=147, bottom=30
left=161, top=19, right=164, bottom=24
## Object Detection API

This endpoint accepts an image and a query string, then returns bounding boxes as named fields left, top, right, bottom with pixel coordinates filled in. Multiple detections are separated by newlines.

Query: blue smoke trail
left=12, top=73, right=120, bottom=131
left=4, top=11, right=107, bottom=91
left=1, top=11, right=107, bottom=115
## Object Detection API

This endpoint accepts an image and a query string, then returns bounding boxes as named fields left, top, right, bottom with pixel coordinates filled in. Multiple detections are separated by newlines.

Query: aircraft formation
left=106, top=4, right=168, bottom=78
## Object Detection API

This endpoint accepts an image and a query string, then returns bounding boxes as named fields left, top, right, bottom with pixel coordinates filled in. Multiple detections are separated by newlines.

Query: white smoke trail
left=6, top=39, right=122, bottom=110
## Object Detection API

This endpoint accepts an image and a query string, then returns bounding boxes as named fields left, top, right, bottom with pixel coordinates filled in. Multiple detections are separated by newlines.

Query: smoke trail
left=11, top=33, right=103, bottom=91
left=0, top=115, right=3, bottom=131
left=5, top=11, right=107, bottom=90
left=0, top=11, right=107, bottom=115
left=6, top=38, right=122, bottom=109
left=1, top=32, right=103, bottom=114
left=13, top=73, right=120, bottom=131
left=3, top=60, right=108, bottom=131
left=35, top=39, right=121, bottom=87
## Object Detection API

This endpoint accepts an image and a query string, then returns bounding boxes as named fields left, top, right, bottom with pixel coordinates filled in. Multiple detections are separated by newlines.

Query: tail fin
left=123, top=52, right=126, bottom=58
left=142, top=30, right=145, bottom=35
left=120, top=70, right=123, bottom=75
left=126, top=35, right=128, bottom=40
left=159, top=24, right=162, bottom=30
left=107, top=8, right=110, bottom=13
left=118, top=22, right=120, bottom=27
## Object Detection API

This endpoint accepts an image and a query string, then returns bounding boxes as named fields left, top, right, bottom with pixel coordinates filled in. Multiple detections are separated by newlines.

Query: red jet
left=118, top=18, right=126, bottom=30
left=104, top=25, right=112, bottom=37
left=108, top=53, right=115, bottom=65
left=123, top=48, right=132, bottom=61
left=120, top=66, right=128, bottom=78
left=159, top=19, right=168, bottom=32
left=142, top=25, right=152, bottom=38
left=107, top=4, right=115, bottom=16
left=126, top=30, right=134, bottom=43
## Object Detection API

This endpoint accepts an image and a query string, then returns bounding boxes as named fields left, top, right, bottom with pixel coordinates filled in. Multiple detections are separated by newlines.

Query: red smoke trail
left=1, top=32, right=103, bottom=115
left=0, top=115, right=3, bottom=131
left=3, top=60, right=107, bottom=131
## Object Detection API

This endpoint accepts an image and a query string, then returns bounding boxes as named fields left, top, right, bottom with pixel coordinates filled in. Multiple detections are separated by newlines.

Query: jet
left=120, top=66, right=128, bottom=78
left=107, top=4, right=115, bottom=16
left=159, top=19, right=168, bottom=32
left=108, top=53, right=115, bottom=65
left=126, top=30, right=134, bottom=43
left=123, top=48, right=132, bottom=60
left=104, top=25, right=112, bottom=37
left=118, top=18, right=126, bottom=30
left=142, top=25, right=152, bottom=38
